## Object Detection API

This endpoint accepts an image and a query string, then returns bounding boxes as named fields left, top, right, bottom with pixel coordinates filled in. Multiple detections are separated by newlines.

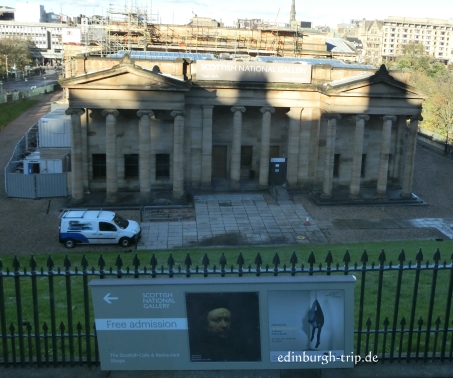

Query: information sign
left=89, top=276, right=355, bottom=370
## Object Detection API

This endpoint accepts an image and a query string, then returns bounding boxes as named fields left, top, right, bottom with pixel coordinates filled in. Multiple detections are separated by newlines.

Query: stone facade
left=60, top=54, right=424, bottom=203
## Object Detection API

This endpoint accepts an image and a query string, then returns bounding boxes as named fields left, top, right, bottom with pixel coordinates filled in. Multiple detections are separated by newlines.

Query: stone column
left=171, top=110, right=185, bottom=199
left=137, top=110, right=153, bottom=201
left=102, top=109, right=119, bottom=204
left=231, top=106, right=246, bottom=189
left=286, top=107, right=302, bottom=187
left=321, top=114, right=341, bottom=199
left=66, top=108, right=85, bottom=204
left=376, top=115, right=396, bottom=198
left=201, top=106, right=214, bottom=188
left=349, top=114, right=369, bottom=199
left=259, top=106, right=275, bottom=186
left=390, top=116, right=406, bottom=187
left=401, top=115, right=422, bottom=198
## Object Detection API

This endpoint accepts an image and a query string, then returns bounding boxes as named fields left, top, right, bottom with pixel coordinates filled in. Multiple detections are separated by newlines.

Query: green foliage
left=396, top=42, right=453, bottom=135
left=0, top=36, right=33, bottom=76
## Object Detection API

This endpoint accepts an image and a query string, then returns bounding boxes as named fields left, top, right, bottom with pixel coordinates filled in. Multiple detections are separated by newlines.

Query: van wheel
left=64, top=239, right=76, bottom=249
left=119, top=237, right=131, bottom=248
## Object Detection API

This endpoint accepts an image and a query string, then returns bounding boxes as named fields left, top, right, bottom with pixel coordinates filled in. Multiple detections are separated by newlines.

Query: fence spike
left=0, top=259, right=3, bottom=271
left=383, top=317, right=390, bottom=326
left=13, top=255, right=20, bottom=273
left=308, top=251, right=315, bottom=265
left=30, top=255, right=37, bottom=272
left=255, top=252, right=262, bottom=267
left=433, top=248, right=441, bottom=265
left=290, top=251, right=298, bottom=266
left=416, top=249, right=423, bottom=265
left=435, top=316, right=442, bottom=327
left=378, top=249, right=386, bottom=266
left=343, top=250, right=351, bottom=265
left=325, top=250, right=333, bottom=265
left=115, top=254, right=123, bottom=270
left=98, top=254, right=105, bottom=271
left=202, top=253, right=209, bottom=269
left=366, top=317, right=372, bottom=327
left=185, top=253, right=192, bottom=269
left=361, top=250, right=368, bottom=266
left=237, top=252, right=244, bottom=268
left=273, top=252, right=280, bottom=267
left=133, top=253, right=140, bottom=269
left=418, top=316, right=424, bottom=326
left=81, top=254, right=89, bottom=270
left=400, top=316, right=406, bottom=326
left=76, top=322, right=83, bottom=332
left=150, top=253, right=157, bottom=269
left=167, top=253, right=175, bottom=269
left=220, top=252, right=227, bottom=268
left=64, top=255, right=72, bottom=272
left=398, top=249, right=406, bottom=265
left=59, top=321, right=65, bottom=332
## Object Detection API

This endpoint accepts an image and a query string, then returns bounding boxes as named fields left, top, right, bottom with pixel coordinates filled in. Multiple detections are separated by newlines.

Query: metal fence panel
left=5, top=173, right=36, bottom=198
left=35, top=173, right=67, bottom=197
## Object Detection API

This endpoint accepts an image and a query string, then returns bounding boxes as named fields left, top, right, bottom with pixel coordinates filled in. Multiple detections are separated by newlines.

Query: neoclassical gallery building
left=60, top=53, right=424, bottom=204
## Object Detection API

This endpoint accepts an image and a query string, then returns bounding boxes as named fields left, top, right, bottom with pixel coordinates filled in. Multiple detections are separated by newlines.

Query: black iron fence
left=1, top=248, right=453, bottom=367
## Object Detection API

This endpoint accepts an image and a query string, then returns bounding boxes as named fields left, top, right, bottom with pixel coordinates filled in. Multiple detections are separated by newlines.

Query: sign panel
left=195, top=61, right=312, bottom=84
left=89, top=276, right=355, bottom=370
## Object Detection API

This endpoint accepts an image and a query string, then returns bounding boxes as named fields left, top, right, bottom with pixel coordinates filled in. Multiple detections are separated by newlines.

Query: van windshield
left=112, top=214, right=129, bottom=229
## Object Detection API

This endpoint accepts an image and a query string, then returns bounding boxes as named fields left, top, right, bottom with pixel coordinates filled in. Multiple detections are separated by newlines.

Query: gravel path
left=0, top=93, right=451, bottom=256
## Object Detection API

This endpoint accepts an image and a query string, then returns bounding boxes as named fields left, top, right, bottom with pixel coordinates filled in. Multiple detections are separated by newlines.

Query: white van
left=59, top=209, right=141, bottom=249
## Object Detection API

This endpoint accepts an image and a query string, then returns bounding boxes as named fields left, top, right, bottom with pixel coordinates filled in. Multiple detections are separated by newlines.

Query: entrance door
left=212, top=145, right=227, bottom=178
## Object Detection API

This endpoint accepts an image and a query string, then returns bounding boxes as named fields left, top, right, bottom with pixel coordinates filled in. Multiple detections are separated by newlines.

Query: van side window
left=99, top=222, right=117, bottom=232
left=68, top=222, right=93, bottom=231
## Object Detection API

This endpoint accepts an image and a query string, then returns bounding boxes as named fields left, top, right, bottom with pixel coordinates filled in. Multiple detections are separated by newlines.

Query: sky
left=7, top=0, right=453, bottom=28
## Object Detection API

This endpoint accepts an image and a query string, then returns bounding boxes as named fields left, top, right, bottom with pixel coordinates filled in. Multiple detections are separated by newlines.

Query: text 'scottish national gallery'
left=60, top=53, right=424, bottom=204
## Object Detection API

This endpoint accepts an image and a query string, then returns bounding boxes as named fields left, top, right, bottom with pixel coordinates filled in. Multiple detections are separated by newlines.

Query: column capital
left=355, top=114, right=369, bottom=122
left=286, top=107, right=303, bottom=117
left=137, top=110, right=154, bottom=118
left=409, top=114, right=423, bottom=122
left=260, top=106, right=275, bottom=114
left=323, top=113, right=341, bottom=121
left=382, top=115, right=397, bottom=122
left=231, top=106, right=246, bottom=113
left=171, top=110, right=186, bottom=118
left=65, top=108, right=85, bottom=116
left=102, top=109, right=119, bottom=117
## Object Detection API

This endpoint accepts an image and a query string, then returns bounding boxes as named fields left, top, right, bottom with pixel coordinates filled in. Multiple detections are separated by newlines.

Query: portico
left=60, top=54, right=424, bottom=205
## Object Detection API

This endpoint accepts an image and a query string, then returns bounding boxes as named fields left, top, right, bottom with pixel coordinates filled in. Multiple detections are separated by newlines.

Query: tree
left=0, top=37, right=33, bottom=77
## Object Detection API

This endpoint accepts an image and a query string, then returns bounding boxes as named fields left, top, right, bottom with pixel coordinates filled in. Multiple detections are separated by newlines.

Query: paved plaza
left=138, top=194, right=328, bottom=250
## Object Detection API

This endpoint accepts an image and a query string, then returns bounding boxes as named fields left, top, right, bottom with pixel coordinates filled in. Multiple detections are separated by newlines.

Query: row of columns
left=67, top=106, right=421, bottom=204
left=67, top=107, right=186, bottom=204
left=229, top=106, right=276, bottom=188
left=320, top=113, right=421, bottom=200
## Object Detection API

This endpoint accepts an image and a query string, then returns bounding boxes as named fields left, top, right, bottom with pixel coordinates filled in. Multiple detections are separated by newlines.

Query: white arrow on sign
left=103, top=293, right=119, bottom=304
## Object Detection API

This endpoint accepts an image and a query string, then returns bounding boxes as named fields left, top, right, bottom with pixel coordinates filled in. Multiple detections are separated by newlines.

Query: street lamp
left=43, top=76, right=46, bottom=87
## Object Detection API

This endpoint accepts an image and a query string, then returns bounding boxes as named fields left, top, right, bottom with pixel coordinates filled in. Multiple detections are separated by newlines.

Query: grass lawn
left=0, top=98, right=40, bottom=130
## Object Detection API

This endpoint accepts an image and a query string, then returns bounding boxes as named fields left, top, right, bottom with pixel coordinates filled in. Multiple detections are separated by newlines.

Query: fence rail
left=1, top=249, right=453, bottom=367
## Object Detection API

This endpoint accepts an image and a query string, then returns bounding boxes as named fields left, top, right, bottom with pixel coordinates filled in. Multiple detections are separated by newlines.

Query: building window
left=124, top=154, right=139, bottom=178
left=92, top=154, right=106, bottom=178
left=156, top=154, right=170, bottom=179
left=241, top=146, right=253, bottom=167
left=333, top=154, right=340, bottom=178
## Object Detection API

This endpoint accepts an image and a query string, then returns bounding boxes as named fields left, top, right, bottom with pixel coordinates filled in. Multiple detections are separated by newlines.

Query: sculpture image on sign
left=186, top=292, right=261, bottom=362
left=268, top=290, right=345, bottom=363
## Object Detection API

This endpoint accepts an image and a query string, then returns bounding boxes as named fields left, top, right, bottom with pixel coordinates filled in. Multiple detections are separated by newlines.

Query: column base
left=104, top=195, right=118, bottom=205
left=320, top=192, right=332, bottom=200
left=375, top=191, right=387, bottom=199
left=68, top=196, right=85, bottom=206
left=348, top=192, right=361, bottom=200
left=400, top=192, right=415, bottom=199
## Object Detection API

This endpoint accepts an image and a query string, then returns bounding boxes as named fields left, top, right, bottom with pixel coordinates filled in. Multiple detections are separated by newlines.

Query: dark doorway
left=212, top=145, right=227, bottom=178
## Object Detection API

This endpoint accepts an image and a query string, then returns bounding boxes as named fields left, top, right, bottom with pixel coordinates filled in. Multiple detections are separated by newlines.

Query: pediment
left=60, top=54, right=191, bottom=91
left=322, top=65, right=425, bottom=98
